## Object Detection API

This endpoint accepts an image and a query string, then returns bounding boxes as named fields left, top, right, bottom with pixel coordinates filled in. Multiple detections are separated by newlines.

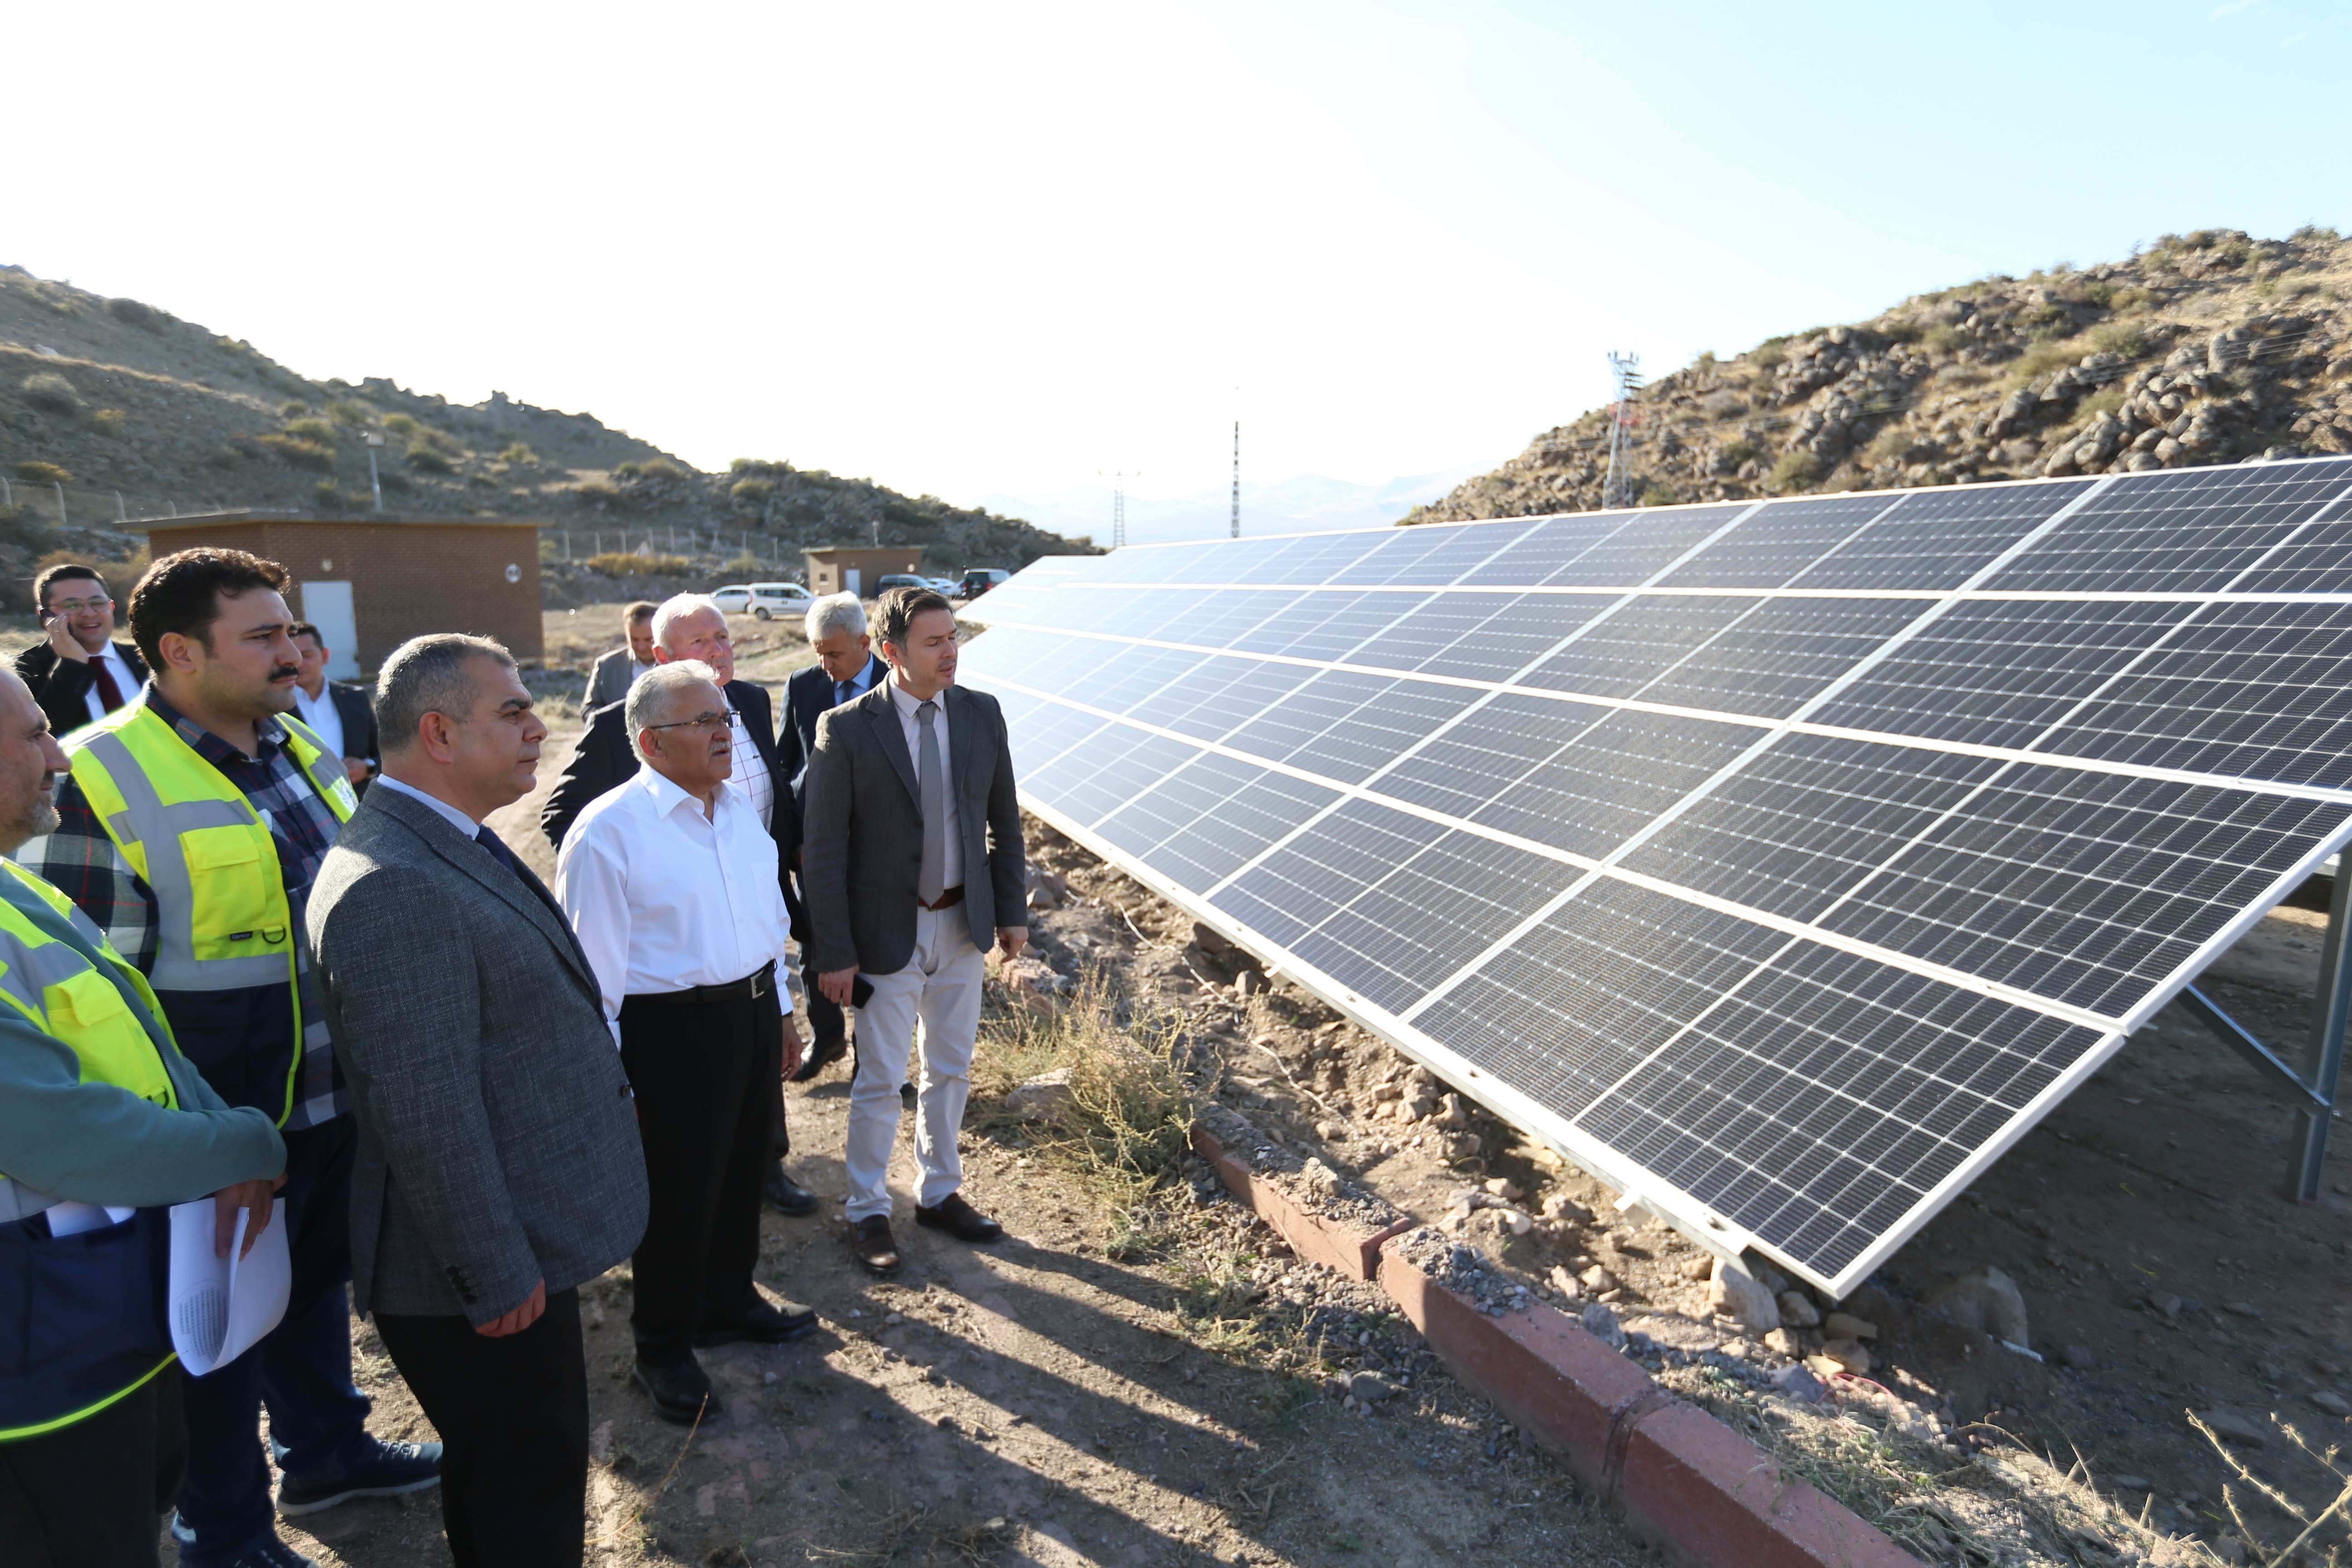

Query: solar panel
left=959, top=455, right=2352, bottom=1294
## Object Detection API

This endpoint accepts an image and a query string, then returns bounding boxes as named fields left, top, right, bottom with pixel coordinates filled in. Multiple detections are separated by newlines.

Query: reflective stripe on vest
left=63, top=705, right=355, bottom=1122
left=0, top=859, right=184, bottom=1441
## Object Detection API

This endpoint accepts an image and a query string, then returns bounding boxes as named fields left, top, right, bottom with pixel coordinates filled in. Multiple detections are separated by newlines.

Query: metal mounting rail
left=2180, top=865, right=2351, bottom=1202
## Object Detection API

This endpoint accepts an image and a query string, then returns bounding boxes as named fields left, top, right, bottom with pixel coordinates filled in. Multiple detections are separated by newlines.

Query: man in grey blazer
left=580, top=601, right=658, bottom=713
left=803, top=586, right=1026, bottom=1274
left=307, top=633, right=648, bottom=1568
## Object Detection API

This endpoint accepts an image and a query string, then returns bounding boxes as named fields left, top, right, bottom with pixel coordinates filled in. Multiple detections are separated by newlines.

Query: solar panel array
left=957, top=456, right=2352, bottom=1294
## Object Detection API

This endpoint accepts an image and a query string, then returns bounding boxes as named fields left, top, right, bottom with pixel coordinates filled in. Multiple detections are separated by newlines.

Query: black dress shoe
left=632, top=1356, right=721, bottom=1425
left=915, top=1192, right=1004, bottom=1243
left=695, top=1297, right=816, bottom=1346
left=900, top=1081, right=917, bottom=1107
left=764, top=1165, right=819, bottom=1216
left=851, top=1215, right=902, bottom=1275
left=788, top=1035, right=847, bottom=1084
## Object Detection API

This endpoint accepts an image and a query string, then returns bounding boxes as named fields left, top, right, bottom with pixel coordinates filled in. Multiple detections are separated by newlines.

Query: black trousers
left=374, top=1290, right=586, bottom=1568
left=619, top=983, right=780, bottom=1359
left=772, top=953, right=846, bottom=1159
left=0, top=1364, right=184, bottom=1568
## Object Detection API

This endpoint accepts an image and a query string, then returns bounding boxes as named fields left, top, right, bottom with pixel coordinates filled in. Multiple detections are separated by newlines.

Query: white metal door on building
left=299, top=581, right=362, bottom=681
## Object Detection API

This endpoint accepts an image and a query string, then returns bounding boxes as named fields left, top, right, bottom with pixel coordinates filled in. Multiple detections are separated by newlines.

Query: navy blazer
left=778, top=652, right=888, bottom=797
left=538, top=678, right=806, bottom=935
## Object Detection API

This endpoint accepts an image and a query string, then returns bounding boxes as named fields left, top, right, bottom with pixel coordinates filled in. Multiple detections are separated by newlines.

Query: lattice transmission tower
left=1099, top=470, right=1138, bottom=549
left=1231, top=421, right=1240, bottom=538
left=1601, top=351, right=1644, bottom=510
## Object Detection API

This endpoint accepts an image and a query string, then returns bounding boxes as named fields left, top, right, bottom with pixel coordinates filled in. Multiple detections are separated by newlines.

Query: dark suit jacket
left=801, top=682, right=1025, bottom=975
left=328, top=681, right=379, bottom=764
left=14, top=639, right=147, bottom=740
left=306, top=785, right=647, bottom=1323
left=539, top=678, right=806, bottom=931
left=777, top=652, right=888, bottom=793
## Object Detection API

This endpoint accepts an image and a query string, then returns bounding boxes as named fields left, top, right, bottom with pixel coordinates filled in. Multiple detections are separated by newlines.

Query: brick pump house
left=129, top=511, right=545, bottom=679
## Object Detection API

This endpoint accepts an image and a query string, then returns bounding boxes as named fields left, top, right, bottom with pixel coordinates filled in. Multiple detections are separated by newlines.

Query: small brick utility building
left=131, top=511, right=544, bottom=679
left=803, top=547, right=924, bottom=598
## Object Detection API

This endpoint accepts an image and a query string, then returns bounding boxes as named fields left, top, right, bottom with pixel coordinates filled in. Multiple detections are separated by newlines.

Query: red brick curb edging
left=1191, top=1124, right=1923, bottom=1568
left=1189, top=1123, right=1412, bottom=1281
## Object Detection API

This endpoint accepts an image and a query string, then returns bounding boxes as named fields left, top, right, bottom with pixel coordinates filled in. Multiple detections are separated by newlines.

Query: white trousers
left=843, top=905, right=986, bottom=1222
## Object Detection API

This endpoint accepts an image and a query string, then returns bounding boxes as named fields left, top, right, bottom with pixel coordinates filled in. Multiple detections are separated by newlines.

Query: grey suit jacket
left=306, top=786, right=647, bottom=1323
left=582, top=646, right=647, bottom=712
left=802, top=681, right=1025, bottom=975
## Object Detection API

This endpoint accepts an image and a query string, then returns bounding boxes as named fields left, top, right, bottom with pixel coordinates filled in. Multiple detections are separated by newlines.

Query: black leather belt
left=921, top=885, right=965, bottom=912
left=629, top=962, right=775, bottom=1006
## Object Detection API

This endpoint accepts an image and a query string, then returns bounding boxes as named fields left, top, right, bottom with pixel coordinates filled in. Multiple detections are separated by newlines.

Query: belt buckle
left=750, top=968, right=769, bottom=999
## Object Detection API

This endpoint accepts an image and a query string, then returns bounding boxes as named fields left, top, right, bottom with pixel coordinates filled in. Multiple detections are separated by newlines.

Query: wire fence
left=538, top=524, right=801, bottom=571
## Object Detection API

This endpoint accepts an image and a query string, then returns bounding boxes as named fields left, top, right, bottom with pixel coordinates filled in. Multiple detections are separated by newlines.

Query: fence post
left=53, top=482, right=66, bottom=527
left=115, top=491, right=126, bottom=523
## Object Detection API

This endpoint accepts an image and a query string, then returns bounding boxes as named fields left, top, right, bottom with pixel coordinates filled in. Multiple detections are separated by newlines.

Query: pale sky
left=10, top=1, right=2345, bottom=508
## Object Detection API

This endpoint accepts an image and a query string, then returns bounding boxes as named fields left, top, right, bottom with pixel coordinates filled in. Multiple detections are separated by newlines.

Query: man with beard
left=18, top=549, right=438, bottom=1568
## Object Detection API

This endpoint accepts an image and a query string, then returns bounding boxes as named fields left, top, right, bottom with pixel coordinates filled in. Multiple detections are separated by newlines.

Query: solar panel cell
left=1785, top=480, right=2083, bottom=591
left=1517, top=595, right=1754, bottom=699
left=1656, top=494, right=1900, bottom=588
left=1630, top=597, right=1926, bottom=720
left=1981, top=459, right=2352, bottom=593
left=1465, top=708, right=1758, bottom=861
left=1819, top=764, right=2352, bottom=1014
left=1807, top=599, right=2193, bottom=750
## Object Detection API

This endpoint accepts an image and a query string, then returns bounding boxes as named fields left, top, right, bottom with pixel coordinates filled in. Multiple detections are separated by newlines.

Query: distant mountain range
left=975, top=461, right=1498, bottom=547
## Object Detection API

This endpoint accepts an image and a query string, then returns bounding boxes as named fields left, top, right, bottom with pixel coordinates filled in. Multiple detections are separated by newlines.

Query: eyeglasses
left=49, top=596, right=112, bottom=614
left=643, top=708, right=738, bottom=733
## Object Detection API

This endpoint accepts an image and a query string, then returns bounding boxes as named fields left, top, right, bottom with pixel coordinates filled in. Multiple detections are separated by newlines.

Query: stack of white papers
left=167, top=1199, right=290, bottom=1376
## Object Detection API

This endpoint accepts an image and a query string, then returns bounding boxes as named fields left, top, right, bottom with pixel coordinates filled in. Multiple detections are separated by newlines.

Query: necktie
left=837, top=679, right=855, bottom=709
left=475, top=823, right=565, bottom=922
left=917, top=700, right=946, bottom=906
left=89, top=654, right=124, bottom=713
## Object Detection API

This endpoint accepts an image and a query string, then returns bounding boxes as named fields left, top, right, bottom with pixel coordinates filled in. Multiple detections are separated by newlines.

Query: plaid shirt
left=19, top=688, right=348, bottom=1127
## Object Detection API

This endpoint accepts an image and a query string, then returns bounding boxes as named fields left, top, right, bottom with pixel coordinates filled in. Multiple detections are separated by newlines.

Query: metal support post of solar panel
left=957, top=456, right=2352, bottom=1298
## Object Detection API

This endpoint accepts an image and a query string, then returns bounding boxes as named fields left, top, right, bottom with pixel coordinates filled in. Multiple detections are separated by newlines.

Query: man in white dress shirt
left=555, top=661, right=811, bottom=1426
left=290, top=620, right=380, bottom=790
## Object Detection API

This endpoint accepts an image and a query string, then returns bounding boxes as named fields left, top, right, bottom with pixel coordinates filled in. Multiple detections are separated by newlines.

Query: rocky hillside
left=1410, top=226, right=2352, bottom=523
left=0, top=265, right=1090, bottom=584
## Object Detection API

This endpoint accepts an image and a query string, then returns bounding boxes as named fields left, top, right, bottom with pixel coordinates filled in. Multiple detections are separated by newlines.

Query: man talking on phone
left=14, top=564, right=147, bottom=740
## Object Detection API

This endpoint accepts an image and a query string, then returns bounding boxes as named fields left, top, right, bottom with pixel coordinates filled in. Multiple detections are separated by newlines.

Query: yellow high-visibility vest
left=63, top=702, right=356, bottom=1125
left=0, top=858, right=186, bottom=1442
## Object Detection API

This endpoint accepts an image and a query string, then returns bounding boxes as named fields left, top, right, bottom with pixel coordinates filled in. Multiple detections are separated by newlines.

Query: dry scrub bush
left=13, top=460, right=72, bottom=485
left=257, top=435, right=335, bottom=473
left=18, top=373, right=82, bottom=416
left=405, top=444, right=454, bottom=474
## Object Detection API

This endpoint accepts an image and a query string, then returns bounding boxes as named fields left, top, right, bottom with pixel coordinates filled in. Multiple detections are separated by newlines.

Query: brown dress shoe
left=851, top=1215, right=902, bottom=1274
left=915, top=1192, right=1004, bottom=1243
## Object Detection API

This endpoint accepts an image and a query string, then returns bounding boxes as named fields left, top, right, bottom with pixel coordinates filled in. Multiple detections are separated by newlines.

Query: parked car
left=709, top=582, right=814, bottom=620
left=751, top=582, right=815, bottom=620
left=925, top=577, right=960, bottom=595
left=959, top=568, right=1010, bottom=598
left=875, top=573, right=931, bottom=595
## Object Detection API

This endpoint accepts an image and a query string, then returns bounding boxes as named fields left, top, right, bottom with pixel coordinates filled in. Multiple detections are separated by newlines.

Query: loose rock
left=1928, top=1265, right=2030, bottom=1347
left=1822, top=1311, right=1877, bottom=1341
left=2312, top=1390, right=2351, bottom=1418
left=1707, top=1259, right=1781, bottom=1336
left=1776, top=1291, right=1821, bottom=1328
left=2200, top=1407, right=2268, bottom=1447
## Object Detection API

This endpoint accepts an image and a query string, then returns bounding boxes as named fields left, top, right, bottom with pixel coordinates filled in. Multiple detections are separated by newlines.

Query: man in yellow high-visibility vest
left=0, top=664, right=287, bottom=1568
left=20, top=549, right=438, bottom=1568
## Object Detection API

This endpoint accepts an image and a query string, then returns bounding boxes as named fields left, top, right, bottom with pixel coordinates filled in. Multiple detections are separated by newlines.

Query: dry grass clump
left=13, top=460, right=71, bottom=485
left=584, top=551, right=693, bottom=577
left=971, top=968, right=1194, bottom=1253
